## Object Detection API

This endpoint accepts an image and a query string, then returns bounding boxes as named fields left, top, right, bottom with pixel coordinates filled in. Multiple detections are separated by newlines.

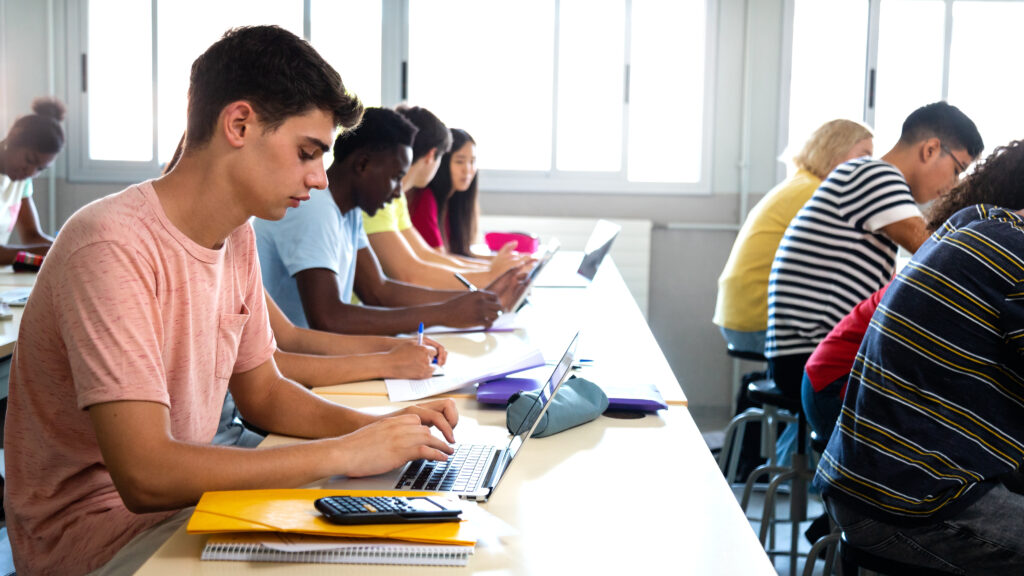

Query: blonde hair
left=792, top=119, right=873, bottom=180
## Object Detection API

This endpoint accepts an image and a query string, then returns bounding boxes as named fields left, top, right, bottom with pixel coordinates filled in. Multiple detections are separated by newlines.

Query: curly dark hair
left=927, top=139, right=1024, bottom=231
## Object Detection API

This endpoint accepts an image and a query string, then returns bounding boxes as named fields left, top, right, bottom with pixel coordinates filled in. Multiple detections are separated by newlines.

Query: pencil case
left=506, top=377, right=608, bottom=438
left=484, top=232, right=540, bottom=254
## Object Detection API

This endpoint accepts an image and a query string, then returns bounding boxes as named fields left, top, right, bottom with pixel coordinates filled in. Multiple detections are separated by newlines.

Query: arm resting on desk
left=89, top=359, right=457, bottom=514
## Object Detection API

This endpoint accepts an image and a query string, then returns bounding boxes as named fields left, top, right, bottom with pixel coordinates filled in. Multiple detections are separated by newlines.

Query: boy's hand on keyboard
left=336, top=414, right=455, bottom=478
left=393, top=398, right=459, bottom=443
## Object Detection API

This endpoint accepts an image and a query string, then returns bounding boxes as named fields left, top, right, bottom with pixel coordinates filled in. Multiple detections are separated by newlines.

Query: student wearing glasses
left=765, top=101, right=983, bottom=401
left=714, top=118, right=874, bottom=356
left=817, top=141, right=1024, bottom=572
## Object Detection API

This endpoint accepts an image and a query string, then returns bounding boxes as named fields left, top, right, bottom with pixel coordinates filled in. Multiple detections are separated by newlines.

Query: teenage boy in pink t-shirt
left=4, top=26, right=460, bottom=576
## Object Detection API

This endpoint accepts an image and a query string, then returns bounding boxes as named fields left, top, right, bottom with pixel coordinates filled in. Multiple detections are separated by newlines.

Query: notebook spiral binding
left=201, top=539, right=472, bottom=566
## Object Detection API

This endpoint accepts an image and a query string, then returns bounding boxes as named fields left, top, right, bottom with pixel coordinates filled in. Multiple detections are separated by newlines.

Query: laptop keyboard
left=394, top=444, right=494, bottom=492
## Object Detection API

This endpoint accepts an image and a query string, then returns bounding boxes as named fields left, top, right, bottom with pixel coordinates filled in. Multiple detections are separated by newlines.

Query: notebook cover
left=187, top=489, right=476, bottom=546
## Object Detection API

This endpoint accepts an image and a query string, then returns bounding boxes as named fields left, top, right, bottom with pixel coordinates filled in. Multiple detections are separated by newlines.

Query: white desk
left=314, top=252, right=686, bottom=407
left=0, top=266, right=36, bottom=359
left=135, top=256, right=771, bottom=574
left=138, top=397, right=773, bottom=575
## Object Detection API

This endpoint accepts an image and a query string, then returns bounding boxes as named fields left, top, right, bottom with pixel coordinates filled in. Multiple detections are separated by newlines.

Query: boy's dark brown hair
left=186, top=25, right=363, bottom=149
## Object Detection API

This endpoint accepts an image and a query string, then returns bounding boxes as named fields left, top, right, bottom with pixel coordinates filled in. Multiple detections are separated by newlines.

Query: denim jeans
left=826, top=482, right=1024, bottom=575
left=801, top=372, right=844, bottom=440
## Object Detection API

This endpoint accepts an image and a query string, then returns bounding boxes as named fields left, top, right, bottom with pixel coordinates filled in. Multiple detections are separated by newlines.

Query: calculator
left=314, top=496, right=463, bottom=525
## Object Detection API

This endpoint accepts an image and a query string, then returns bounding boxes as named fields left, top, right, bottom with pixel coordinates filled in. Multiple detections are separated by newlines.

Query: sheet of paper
left=421, top=313, right=520, bottom=334
left=386, top=345, right=545, bottom=402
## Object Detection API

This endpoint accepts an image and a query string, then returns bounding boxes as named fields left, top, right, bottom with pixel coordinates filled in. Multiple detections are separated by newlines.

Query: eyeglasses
left=939, top=142, right=967, bottom=176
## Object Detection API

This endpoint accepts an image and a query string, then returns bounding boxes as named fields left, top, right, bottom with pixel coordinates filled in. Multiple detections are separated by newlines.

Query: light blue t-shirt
left=253, top=188, right=369, bottom=329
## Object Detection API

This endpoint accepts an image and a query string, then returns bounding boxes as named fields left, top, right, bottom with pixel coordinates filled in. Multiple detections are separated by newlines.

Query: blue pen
left=417, top=322, right=438, bottom=364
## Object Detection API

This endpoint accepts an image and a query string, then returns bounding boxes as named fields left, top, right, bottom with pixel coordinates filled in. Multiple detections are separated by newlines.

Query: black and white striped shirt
left=765, top=158, right=921, bottom=358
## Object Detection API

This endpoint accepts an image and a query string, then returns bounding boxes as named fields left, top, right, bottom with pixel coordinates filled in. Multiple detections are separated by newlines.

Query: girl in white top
left=0, top=97, right=65, bottom=263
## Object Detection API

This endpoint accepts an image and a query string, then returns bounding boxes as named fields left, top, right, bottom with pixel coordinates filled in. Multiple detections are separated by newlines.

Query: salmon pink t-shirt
left=4, top=181, right=276, bottom=575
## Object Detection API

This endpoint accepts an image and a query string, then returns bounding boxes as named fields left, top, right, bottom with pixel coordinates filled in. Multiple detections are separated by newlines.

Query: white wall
left=1, top=0, right=792, bottom=424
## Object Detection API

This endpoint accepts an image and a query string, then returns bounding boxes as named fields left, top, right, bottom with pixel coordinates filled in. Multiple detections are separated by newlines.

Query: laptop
left=510, top=239, right=561, bottom=313
left=535, top=219, right=622, bottom=287
left=325, top=332, right=580, bottom=501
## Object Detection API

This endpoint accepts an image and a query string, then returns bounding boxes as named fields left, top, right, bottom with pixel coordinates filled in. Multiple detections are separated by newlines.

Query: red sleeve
left=409, top=189, right=444, bottom=248
left=805, top=281, right=891, bottom=397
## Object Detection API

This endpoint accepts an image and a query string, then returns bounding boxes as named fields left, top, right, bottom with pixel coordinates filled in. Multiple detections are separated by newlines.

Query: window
left=69, top=0, right=713, bottom=191
left=785, top=0, right=868, bottom=156
left=872, top=0, right=945, bottom=151
left=68, top=0, right=380, bottom=181
left=785, top=0, right=1023, bottom=164
left=407, top=0, right=713, bottom=192
left=947, top=1, right=1024, bottom=157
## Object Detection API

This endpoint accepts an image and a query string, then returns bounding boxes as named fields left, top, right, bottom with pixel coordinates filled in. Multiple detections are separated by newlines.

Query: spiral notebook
left=202, top=533, right=473, bottom=566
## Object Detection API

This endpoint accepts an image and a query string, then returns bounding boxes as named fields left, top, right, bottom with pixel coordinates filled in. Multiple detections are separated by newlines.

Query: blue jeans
left=801, top=372, right=844, bottom=440
left=827, top=482, right=1024, bottom=575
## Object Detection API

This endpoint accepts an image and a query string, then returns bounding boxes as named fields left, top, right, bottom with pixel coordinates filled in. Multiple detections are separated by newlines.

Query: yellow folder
left=187, top=489, right=476, bottom=546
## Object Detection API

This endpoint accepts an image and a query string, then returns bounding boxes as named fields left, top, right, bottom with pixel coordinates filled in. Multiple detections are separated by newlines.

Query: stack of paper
left=190, top=489, right=477, bottom=566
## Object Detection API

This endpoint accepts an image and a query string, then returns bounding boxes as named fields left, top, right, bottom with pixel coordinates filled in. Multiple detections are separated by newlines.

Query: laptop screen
left=497, top=332, right=579, bottom=469
left=577, top=220, right=621, bottom=280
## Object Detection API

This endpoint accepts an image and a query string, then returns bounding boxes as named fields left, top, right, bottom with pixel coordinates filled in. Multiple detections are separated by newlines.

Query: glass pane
left=787, top=0, right=868, bottom=159
left=156, top=1, right=304, bottom=163
left=88, top=0, right=152, bottom=161
left=310, top=0, right=382, bottom=108
left=628, top=0, right=706, bottom=183
left=874, top=0, right=945, bottom=152
left=948, top=1, right=1024, bottom=158
left=408, top=0, right=554, bottom=171
left=556, top=0, right=624, bottom=172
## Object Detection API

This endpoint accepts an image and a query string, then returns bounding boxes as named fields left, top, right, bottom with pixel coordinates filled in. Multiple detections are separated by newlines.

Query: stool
left=717, top=346, right=777, bottom=483
left=726, top=342, right=767, bottom=362
left=739, top=378, right=812, bottom=576
left=839, top=533, right=960, bottom=576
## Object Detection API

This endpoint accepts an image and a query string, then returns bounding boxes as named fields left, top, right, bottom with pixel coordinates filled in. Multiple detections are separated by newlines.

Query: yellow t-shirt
left=362, top=193, right=412, bottom=235
left=713, top=169, right=821, bottom=332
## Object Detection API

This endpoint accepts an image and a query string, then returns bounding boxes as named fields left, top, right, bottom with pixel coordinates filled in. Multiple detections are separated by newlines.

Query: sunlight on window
left=627, top=0, right=705, bottom=183
left=787, top=0, right=867, bottom=163
left=310, top=0, right=382, bottom=108
left=556, top=0, right=624, bottom=172
left=407, top=0, right=554, bottom=172
left=88, top=0, right=152, bottom=161
left=873, top=0, right=944, bottom=152
left=156, top=1, right=303, bottom=163
left=948, top=1, right=1024, bottom=157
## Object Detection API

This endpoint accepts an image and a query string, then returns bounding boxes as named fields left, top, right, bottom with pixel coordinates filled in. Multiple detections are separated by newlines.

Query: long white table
left=135, top=254, right=773, bottom=574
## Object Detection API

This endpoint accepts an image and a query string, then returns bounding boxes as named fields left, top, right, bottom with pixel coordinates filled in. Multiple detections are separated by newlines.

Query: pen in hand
left=418, top=322, right=438, bottom=364
left=453, top=272, right=478, bottom=292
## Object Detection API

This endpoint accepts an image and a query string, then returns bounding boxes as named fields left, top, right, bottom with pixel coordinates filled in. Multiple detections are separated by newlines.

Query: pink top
left=409, top=188, right=445, bottom=249
left=4, top=181, right=276, bottom=575
left=804, top=282, right=890, bottom=398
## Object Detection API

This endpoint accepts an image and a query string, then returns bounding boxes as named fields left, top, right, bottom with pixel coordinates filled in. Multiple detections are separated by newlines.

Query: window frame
left=777, top=0, right=1004, bottom=181
left=67, top=0, right=718, bottom=194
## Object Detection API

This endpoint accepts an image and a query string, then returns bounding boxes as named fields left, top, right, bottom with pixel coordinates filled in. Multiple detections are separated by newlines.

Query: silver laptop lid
left=483, top=331, right=580, bottom=492
left=577, top=220, right=621, bottom=280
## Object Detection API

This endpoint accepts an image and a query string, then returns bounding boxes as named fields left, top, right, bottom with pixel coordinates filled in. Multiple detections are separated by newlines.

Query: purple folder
left=476, top=369, right=667, bottom=412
